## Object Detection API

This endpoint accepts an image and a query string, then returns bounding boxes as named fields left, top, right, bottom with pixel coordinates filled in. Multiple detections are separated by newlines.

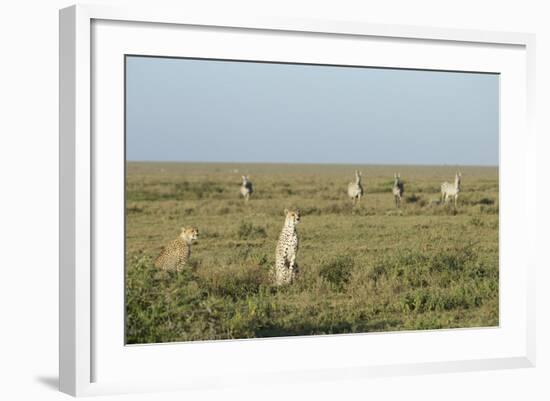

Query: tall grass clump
left=237, top=221, right=267, bottom=239
left=319, top=255, right=354, bottom=291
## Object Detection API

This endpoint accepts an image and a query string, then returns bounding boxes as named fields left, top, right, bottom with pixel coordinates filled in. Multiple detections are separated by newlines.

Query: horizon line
left=126, top=160, right=499, bottom=168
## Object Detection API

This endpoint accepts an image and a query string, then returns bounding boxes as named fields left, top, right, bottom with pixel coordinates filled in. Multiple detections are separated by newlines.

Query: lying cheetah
left=273, top=208, right=300, bottom=286
left=154, top=227, right=199, bottom=272
left=240, top=175, right=253, bottom=201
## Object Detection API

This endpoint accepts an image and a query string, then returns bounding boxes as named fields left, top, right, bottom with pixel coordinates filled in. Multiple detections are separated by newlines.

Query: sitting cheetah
left=240, top=175, right=253, bottom=201
left=154, top=227, right=199, bottom=272
left=273, top=209, right=300, bottom=286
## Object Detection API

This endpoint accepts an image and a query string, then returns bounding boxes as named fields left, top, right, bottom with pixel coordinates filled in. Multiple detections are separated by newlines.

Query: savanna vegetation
left=125, top=162, right=499, bottom=344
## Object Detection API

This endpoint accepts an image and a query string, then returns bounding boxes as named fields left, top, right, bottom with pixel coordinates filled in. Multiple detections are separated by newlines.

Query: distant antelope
left=240, top=175, right=253, bottom=201
left=347, top=170, right=364, bottom=205
left=441, top=172, right=462, bottom=207
left=392, top=173, right=404, bottom=208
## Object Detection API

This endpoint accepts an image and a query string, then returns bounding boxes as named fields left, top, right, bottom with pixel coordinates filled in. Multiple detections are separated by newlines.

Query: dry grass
left=125, top=162, right=499, bottom=344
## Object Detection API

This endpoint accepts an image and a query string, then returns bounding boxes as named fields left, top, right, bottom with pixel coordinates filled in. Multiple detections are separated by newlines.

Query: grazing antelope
left=240, top=175, right=253, bottom=201
left=441, top=172, right=462, bottom=207
left=347, top=170, right=364, bottom=205
left=392, top=173, right=404, bottom=208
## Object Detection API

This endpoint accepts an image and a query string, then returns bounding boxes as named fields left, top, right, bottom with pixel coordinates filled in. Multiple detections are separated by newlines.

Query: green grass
left=125, top=162, right=499, bottom=344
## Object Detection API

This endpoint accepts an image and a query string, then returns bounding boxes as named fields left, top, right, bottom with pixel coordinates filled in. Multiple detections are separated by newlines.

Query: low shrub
left=237, top=221, right=267, bottom=239
left=319, top=255, right=354, bottom=291
left=477, top=197, right=495, bottom=205
left=405, top=193, right=421, bottom=203
left=197, top=264, right=270, bottom=299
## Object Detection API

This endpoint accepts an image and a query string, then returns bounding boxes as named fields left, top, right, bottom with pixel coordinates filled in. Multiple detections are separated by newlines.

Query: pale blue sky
left=126, top=56, right=499, bottom=166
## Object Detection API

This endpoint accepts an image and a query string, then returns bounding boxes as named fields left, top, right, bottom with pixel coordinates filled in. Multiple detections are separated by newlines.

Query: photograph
left=124, top=55, right=499, bottom=345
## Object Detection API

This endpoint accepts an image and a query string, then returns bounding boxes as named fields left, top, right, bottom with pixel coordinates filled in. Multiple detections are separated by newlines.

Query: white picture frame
left=59, top=4, right=536, bottom=397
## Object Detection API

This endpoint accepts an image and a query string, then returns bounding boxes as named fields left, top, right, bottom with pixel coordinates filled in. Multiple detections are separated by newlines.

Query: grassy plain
left=125, top=162, right=499, bottom=344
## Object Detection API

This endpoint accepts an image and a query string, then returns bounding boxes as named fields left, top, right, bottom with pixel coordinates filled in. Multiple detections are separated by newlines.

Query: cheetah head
left=284, top=208, right=301, bottom=225
left=180, top=226, right=199, bottom=244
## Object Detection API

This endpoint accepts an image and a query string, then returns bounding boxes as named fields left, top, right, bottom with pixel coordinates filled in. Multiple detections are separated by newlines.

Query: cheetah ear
left=284, top=208, right=289, bottom=214
left=181, top=226, right=187, bottom=232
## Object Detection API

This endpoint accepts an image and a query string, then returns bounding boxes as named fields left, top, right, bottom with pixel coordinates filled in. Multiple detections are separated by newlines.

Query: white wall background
left=0, top=1, right=547, bottom=400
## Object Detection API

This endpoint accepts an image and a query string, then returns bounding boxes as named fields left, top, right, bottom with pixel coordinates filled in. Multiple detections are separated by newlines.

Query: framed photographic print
left=59, top=4, right=536, bottom=396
